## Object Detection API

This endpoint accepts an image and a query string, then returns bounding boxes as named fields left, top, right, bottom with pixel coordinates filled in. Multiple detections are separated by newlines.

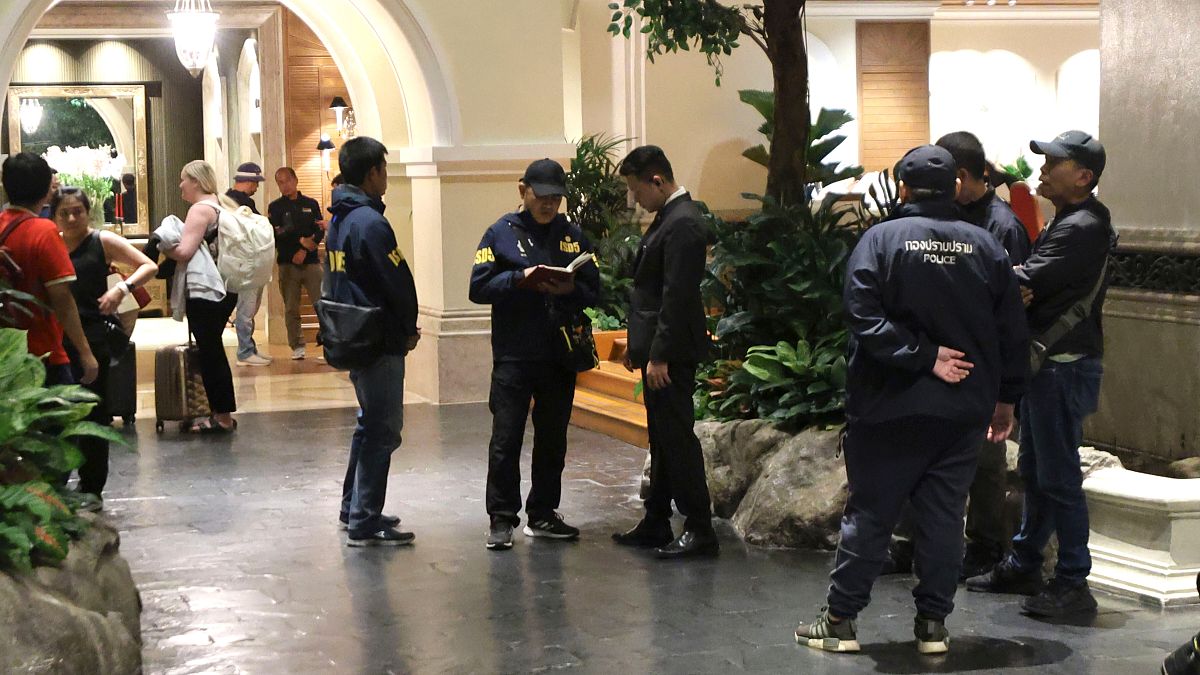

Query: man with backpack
left=324, top=136, right=420, bottom=547
left=0, top=153, right=98, bottom=386
left=225, top=162, right=271, bottom=367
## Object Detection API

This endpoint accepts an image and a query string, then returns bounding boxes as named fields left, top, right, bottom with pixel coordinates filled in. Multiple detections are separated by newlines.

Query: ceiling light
left=19, top=98, right=42, bottom=135
left=167, top=0, right=219, bottom=78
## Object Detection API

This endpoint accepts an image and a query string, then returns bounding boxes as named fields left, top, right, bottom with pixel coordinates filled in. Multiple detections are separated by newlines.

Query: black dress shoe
left=655, top=530, right=719, bottom=559
left=612, top=520, right=674, bottom=548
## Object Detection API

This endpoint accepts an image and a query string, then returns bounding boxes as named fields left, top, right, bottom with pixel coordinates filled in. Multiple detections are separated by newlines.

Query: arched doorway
left=0, top=0, right=454, bottom=158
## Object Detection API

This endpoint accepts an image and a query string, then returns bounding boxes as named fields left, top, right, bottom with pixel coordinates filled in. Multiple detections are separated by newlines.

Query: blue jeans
left=235, top=286, right=264, bottom=360
left=1009, top=357, right=1103, bottom=583
left=342, top=354, right=406, bottom=534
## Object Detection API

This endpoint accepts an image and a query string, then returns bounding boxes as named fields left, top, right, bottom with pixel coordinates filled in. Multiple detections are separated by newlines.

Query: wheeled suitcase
left=107, top=340, right=138, bottom=426
left=154, top=342, right=211, bottom=432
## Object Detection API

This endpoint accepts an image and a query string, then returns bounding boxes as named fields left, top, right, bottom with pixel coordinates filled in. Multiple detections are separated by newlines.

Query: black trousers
left=186, top=294, right=238, bottom=414
left=642, top=362, right=713, bottom=533
left=828, top=416, right=985, bottom=621
left=65, top=339, right=112, bottom=496
left=485, top=360, right=577, bottom=525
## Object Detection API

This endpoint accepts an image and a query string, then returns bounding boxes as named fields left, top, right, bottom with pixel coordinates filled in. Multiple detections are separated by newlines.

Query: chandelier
left=167, top=0, right=220, bottom=77
left=19, top=99, right=43, bottom=135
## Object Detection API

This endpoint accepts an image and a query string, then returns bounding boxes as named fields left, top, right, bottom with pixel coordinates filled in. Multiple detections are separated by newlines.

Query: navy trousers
left=828, top=415, right=987, bottom=620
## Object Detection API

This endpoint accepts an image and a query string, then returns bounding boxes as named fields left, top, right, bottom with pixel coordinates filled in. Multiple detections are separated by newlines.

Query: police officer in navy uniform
left=795, top=145, right=1028, bottom=656
left=884, top=131, right=1036, bottom=579
left=469, top=158, right=600, bottom=552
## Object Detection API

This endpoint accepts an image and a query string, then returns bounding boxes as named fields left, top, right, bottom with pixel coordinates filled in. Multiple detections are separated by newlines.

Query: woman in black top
left=50, top=187, right=157, bottom=509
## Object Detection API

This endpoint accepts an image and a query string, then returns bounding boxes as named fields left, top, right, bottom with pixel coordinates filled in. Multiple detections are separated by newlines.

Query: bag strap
left=1030, top=257, right=1108, bottom=358
left=0, top=212, right=35, bottom=247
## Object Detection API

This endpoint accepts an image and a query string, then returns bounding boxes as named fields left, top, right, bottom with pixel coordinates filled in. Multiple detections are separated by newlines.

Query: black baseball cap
left=897, top=144, right=957, bottom=196
left=521, top=158, right=567, bottom=198
left=1030, top=130, right=1106, bottom=179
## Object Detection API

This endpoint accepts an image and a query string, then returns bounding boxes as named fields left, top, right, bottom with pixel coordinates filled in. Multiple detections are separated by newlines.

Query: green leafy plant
left=1001, top=155, right=1034, bottom=182
left=697, top=337, right=847, bottom=428
left=566, top=134, right=642, bottom=325
left=739, top=90, right=864, bottom=186
left=694, top=194, right=877, bottom=428
left=584, top=307, right=622, bottom=332
left=0, top=285, right=124, bottom=571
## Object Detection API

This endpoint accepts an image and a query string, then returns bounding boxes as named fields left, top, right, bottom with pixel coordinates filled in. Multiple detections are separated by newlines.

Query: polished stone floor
left=102, top=403, right=1199, bottom=674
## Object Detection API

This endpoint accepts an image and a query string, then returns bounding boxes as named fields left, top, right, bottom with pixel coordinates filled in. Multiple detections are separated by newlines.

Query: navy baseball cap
left=1030, top=130, right=1105, bottom=179
left=897, top=145, right=957, bottom=196
left=521, top=158, right=567, bottom=198
left=234, top=162, right=265, bottom=183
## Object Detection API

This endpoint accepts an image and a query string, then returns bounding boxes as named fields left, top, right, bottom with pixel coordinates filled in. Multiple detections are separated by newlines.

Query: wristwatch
left=120, top=280, right=134, bottom=295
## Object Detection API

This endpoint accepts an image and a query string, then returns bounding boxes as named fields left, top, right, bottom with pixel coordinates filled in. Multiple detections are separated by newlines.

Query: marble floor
left=98, top=402, right=1200, bottom=674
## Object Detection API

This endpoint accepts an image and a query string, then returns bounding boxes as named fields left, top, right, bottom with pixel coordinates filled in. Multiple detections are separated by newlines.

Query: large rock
left=0, top=516, right=142, bottom=674
left=1167, top=457, right=1200, bottom=479
left=698, top=419, right=794, bottom=517
left=729, top=427, right=846, bottom=549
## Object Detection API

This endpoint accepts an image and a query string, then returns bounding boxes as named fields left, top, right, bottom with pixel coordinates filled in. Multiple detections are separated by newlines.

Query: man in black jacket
left=940, top=131, right=1032, bottom=579
left=611, top=145, right=717, bottom=560
left=469, top=159, right=599, bottom=552
left=268, top=166, right=325, bottom=360
left=796, top=145, right=1027, bottom=655
left=325, top=137, right=420, bottom=547
left=967, top=131, right=1115, bottom=618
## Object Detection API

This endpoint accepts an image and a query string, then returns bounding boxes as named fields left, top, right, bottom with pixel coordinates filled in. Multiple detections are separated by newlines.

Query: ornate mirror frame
left=7, top=83, right=149, bottom=232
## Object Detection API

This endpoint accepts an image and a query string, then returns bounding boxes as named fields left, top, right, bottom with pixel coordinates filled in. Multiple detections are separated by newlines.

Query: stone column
left=1089, top=1, right=1200, bottom=466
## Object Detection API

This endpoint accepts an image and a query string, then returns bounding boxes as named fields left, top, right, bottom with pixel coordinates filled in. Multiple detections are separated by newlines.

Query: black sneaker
left=1021, top=577, right=1098, bottom=617
left=960, top=543, right=1003, bottom=582
left=523, top=512, right=580, bottom=540
left=1162, top=631, right=1200, bottom=675
left=914, top=615, right=950, bottom=655
left=795, top=607, right=859, bottom=653
left=338, top=513, right=401, bottom=531
left=879, top=540, right=914, bottom=575
left=487, top=519, right=514, bottom=551
left=965, top=558, right=1044, bottom=596
left=346, top=526, right=415, bottom=547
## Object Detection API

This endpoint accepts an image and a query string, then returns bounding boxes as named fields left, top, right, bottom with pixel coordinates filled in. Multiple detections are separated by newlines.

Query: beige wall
left=930, top=20, right=1099, bottom=172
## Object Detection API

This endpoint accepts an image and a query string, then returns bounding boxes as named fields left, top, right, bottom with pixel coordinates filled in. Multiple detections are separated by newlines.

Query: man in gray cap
left=226, top=162, right=271, bottom=366
left=967, top=131, right=1115, bottom=619
left=795, top=144, right=1028, bottom=656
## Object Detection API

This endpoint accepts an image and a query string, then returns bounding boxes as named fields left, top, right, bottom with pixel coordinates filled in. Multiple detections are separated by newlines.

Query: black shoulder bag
left=1029, top=258, right=1107, bottom=374
left=315, top=219, right=385, bottom=371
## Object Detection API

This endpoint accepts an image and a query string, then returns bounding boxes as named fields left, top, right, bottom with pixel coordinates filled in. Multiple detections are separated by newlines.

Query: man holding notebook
left=469, top=158, right=600, bottom=551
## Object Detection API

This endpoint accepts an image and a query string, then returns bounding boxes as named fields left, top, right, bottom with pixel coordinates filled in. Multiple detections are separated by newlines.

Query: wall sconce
left=329, top=96, right=355, bottom=138
left=19, top=98, right=43, bottom=134
left=317, top=133, right=336, bottom=174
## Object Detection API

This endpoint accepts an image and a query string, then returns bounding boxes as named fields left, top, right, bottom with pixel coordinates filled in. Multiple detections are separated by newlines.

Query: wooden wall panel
left=283, top=7, right=349, bottom=212
left=856, top=22, right=931, bottom=172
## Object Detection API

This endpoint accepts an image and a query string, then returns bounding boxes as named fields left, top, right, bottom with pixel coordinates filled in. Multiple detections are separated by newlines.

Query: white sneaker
left=237, top=353, right=271, bottom=367
left=291, top=347, right=306, bottom=360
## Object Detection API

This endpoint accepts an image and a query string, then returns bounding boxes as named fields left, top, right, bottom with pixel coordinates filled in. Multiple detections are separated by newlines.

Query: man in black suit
left=612, top=145, right=717, bottom=559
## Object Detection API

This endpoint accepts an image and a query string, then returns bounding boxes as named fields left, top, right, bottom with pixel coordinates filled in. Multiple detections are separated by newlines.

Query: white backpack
left=215, top=205, right=275, bottom=293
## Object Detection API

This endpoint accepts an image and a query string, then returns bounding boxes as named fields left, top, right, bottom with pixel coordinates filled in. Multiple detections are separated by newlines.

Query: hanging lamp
left=167, top=0, right=220, bottom=77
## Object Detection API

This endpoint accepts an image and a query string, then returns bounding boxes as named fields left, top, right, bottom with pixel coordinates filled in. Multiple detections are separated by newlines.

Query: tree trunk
left=763, top=0, right=810, bottom=204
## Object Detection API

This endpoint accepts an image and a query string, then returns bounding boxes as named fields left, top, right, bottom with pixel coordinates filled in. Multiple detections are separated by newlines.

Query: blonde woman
left=161, top=160, right=239, bottom=433
left=51, top=186, right=157, bottom=507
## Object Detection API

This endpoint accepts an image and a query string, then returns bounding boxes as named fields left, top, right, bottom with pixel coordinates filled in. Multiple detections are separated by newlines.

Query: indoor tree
left=609, top=0, right=810, bottom=203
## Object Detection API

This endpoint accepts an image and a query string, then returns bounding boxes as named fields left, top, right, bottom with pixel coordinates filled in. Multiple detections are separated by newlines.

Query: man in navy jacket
left=325, top=136, right=420, bottom=547
left=796, top=145, right=1027, bottom=656
left=470, top=158, right=599, bottom=552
